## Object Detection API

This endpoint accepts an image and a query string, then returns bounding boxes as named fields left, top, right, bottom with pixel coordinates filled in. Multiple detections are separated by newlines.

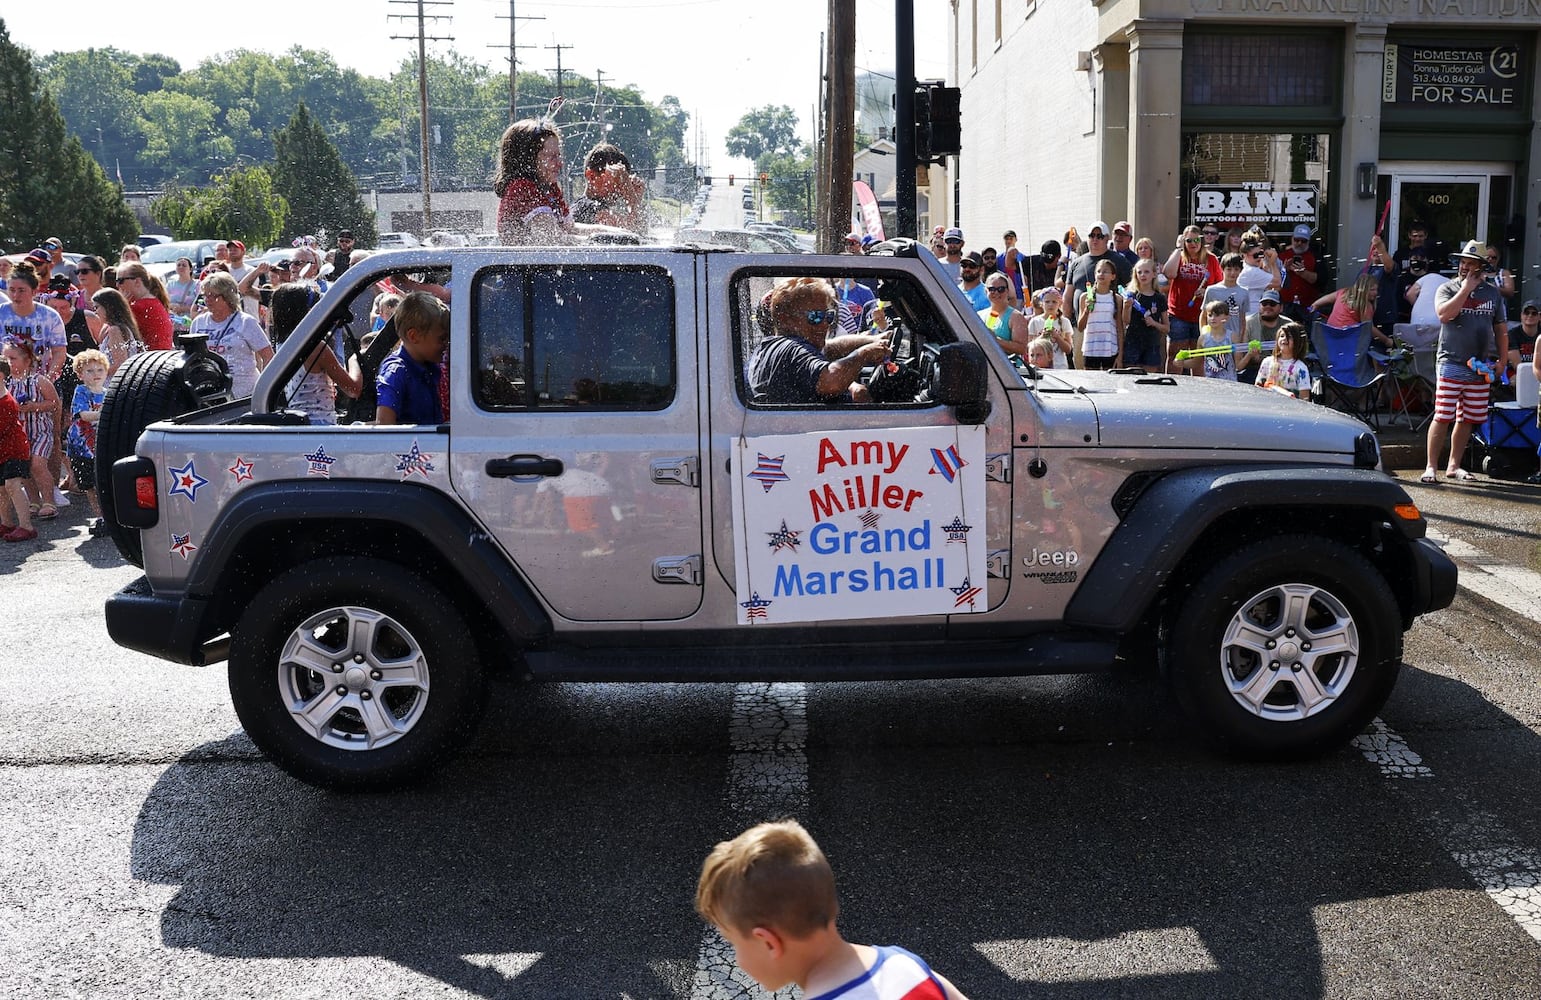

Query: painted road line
left=974, top=927, right=1219, bottom=983
left=1355, top=718, right=1541, bottom=943
left=1424, top=526, right=1541, bottom=616
left=692, top=683, right=808, bottom=1000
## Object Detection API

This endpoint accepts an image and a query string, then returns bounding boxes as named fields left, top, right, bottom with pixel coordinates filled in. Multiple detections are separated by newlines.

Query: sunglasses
left=986, top=285, right=1008, bottom=294
left=805, top=309, right=839, bottom=325
left=1184, top=238, right=1202, bottom=245
left=1525, top=308, right=1540, bottom=316
left=961, top=263, right=981, bottom=269
left=76, top=267, right=97, bottom=274
left=1202, top=230, right=1218, bottom=236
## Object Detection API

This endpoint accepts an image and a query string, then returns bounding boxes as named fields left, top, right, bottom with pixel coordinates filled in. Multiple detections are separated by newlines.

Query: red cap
left=226, top=239, right=245, bottom=254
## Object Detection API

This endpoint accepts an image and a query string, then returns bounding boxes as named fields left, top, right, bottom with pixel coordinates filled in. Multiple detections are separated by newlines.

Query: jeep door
left=703, top=254, right=1016, bottom=633
left=449, top=255, right=704, bottom=624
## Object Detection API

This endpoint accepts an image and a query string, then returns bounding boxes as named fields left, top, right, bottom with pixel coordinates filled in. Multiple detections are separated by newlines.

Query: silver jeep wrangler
left=100, top=240, right=1456, bottom=790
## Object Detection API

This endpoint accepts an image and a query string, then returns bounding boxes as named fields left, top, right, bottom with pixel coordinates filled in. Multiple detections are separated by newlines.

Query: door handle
left=485, top=455, right=564, bottom=478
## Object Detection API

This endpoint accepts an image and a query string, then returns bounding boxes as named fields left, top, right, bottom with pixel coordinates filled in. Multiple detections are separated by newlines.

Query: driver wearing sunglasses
left=748, top=277, right=891, bottom=404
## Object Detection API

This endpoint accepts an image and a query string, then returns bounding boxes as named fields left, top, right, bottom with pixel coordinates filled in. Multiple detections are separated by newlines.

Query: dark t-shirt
left=1124, top=291, right=1167, bottom=356
left=748, top=335, right=849, bottom=404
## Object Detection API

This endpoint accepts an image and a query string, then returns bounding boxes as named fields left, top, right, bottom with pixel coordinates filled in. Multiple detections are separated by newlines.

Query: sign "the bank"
left=1191, top=184, right=1319, bottom=227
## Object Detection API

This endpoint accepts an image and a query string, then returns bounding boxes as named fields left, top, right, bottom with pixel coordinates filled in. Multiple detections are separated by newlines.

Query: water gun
left=1467, top=357, right=1510, bottom=385
left=1175, top=340, right=1272, bottom=361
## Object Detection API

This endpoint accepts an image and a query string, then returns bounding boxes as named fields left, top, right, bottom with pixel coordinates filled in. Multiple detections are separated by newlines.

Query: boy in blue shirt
left=375, top=291, right=450, bottom=425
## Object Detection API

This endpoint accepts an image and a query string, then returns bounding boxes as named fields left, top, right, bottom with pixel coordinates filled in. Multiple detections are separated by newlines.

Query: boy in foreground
left=375, top=291, right=450, bottom=426
left=696, top=819, right=970, bottom=999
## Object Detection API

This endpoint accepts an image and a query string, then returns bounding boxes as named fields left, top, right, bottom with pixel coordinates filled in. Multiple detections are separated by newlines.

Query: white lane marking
left=974, top=927, right=1219, bottom=983
left=1424, top=526, right=1541, bottom=615
left=692, top=683, right=808, bottom=1000
left=1350, top=718, right=1433, bottom=778
left=1357, top=718, right=1541, bottom=942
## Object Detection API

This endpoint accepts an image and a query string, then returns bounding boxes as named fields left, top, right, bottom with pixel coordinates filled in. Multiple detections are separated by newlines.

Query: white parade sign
left=730, top=426, right=988, bottom=625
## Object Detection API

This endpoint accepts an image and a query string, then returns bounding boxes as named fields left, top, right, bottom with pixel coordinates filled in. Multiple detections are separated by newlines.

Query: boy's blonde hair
left=72, top=349, right=110, bottom=376
left=1027, top=336, right=1054, bottom=362
left=697, top=819, right=839, bottom=938
left=395, top=290, right=449, bottom=336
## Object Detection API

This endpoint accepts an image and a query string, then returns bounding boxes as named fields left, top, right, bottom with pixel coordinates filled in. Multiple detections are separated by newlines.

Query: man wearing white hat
left=1065, top=220, right=1131, bottom=329
left=1422, top=239, right=1509, bottom=484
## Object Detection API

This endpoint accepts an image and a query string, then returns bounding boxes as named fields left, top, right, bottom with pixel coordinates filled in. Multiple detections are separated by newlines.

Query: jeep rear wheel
left=1163, top=535, right=1402, bottom=759
left=228, top=557, right=485, bottom=790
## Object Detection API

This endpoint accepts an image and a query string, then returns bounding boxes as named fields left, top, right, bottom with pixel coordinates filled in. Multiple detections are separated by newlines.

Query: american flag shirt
left=806, top=946, right=949, bottom=1000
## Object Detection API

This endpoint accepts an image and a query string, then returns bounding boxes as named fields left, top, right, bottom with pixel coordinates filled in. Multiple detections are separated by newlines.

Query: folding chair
left=1311, top=321, right=1386, bottom=430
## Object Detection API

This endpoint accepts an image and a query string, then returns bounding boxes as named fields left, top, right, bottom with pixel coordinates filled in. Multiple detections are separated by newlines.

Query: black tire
left=228, top=557, right=486, bottom=791
left=1161, top=535, right=1402, bottom=759
left=95, top=351, right=205, bottom=566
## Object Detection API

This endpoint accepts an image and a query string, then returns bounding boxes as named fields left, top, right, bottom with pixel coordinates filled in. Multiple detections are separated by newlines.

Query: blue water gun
left=1468, top=357, right=1510, bottom=385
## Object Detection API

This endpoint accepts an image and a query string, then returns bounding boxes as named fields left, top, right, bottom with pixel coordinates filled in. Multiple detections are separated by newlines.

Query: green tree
left=272, top=101, right=376, bottom=244
left=725, top=105, right=803, bottom=168
left=766, top=152, right=817, bottom=226
left=150, top=166, right=286, bottom=248
left=36, top=48, right=146, bottom=186
left=0, top=19, right=136, bottom=255
left=138, top=90, right=233, bottom=183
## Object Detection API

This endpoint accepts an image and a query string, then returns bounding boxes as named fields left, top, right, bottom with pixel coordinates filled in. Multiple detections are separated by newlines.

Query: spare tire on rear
left=96, top=348, right=229, bottom=567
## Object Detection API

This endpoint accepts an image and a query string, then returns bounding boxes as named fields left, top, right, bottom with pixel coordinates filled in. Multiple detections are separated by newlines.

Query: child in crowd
left=1, top=342, right=59, bottom=519
left=1180, top=300, right=1259, bottom=381
left=1201, top=253, right=1251, bottom=346
left=1027, top=288, right=1073, bottom=369
left=375, top=291, right=450, bottom=426
left=1122, top=259, right=1170, bottom=372
left=697, top=819, right=970, bottom=1000
left=1256, top=323, right=1313, bottom=400
left=1076, top=258, right=1124, bottom=369
left=0, top=358, right=38, bottom=542
left=1026, top=336, right=1055, bottom=371
left=65, top=349, right=110, bottom=533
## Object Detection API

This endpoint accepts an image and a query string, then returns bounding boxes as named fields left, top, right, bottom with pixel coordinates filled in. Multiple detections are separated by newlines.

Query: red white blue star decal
left=167, top=460, right=208, bottom=502
left=740, top=591, right=773, bottom=622
left=304, top=445, right=337, bottom=477
left=227, top=457, right=255, bottom=483
left=170, top=532, right=198, bottom=560
left=765, top=519, right=801, bottom=553
left=395, top=439, right=435, bottom=479
left=951, top=577, right=983, bottom=610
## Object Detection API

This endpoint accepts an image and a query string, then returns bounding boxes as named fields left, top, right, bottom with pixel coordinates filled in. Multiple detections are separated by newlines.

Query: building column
left=1339, top=23, right=1388, bottom=271
left=1095, top=43, right=1130, bottom=227
left=1125, top=20, right=1185, bottom=244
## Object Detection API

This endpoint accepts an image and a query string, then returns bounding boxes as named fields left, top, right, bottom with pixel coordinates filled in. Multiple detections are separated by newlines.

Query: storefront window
left=1181, top=132, right=1332, bottom=250
left=1182, top=33, right=1338, bottom=108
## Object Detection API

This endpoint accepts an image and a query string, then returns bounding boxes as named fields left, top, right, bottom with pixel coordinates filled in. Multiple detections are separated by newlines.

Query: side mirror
left=935, top=342, right=991, bottom=423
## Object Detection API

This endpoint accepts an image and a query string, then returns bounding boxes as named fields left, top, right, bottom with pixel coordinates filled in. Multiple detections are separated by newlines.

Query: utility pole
left=546, top=43, right=574, bottom=101
left=820, top=1, right=856, bottom=252
left=894, top=0, right=917, bottom=240
left=389, top=0, right=453, bottom=236
left=491, top=1, right=541, bottom=123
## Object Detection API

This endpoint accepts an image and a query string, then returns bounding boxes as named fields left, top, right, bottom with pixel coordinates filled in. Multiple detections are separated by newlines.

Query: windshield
left=141, top=242, right=203, bottom=264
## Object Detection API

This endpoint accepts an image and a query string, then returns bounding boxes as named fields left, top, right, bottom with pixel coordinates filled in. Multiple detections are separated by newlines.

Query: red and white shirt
left=807, top=946, right=949, bottom=1000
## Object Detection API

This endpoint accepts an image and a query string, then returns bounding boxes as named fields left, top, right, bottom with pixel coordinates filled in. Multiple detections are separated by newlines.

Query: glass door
left=1384, top=162, right=1512, bottom=269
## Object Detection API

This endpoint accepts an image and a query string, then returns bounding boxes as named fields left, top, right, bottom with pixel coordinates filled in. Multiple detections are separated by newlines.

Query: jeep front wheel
left=1163, top=535, right=1402, bottom=759
left=228, top=557, right=485, bottom=790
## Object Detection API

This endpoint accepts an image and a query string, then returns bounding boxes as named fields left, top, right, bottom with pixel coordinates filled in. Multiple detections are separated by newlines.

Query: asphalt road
left=2, top=475, right=1539, bottom=1000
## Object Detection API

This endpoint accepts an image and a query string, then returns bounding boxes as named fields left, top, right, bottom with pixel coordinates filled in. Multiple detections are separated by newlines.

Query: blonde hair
left=395, top=290, right=449, bottom=337
left=72, top=349, right=110, bottom=375
left=1338, top=273, right=1376, bottom=319
left=696, top=819, right=839, bottom=938
left=769, top=277, right=835, bottom=329
left=1027, top=336, right=1055, bottom=364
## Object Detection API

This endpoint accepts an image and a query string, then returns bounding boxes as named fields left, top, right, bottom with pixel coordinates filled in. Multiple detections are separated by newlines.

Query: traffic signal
left=913, top=85, right=933, bottom=159
left=926, top=85, right=961, bottom=157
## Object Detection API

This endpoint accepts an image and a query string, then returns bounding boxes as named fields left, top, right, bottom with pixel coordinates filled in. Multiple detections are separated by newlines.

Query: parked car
left=376, top=232, right=422, bottom=250
left=676, top=227, right=802, bottom=253
left=137, top=234, right=173, bottom=248
left=139, top=239, right=225, bottom=283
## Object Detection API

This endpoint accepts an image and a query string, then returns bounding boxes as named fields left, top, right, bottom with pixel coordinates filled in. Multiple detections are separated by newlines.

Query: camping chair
left=1311, top=321, right=1387, bottom=430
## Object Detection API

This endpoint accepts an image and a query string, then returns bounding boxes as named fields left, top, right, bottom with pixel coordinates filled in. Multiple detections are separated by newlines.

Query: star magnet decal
left=167, top=460, right=209, bottom=502
left=228, top=457, right=255, bottom=483
left=395, top=440, right=435, bottom=480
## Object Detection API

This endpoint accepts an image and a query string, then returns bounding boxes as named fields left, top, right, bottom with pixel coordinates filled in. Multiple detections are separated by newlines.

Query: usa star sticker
left=395, top=440, right=435, bottom=480
left=167, top=460, right=208, bottom=502
left=228, top=457, right=255, bottom=483
left=765, top=519, right=801, bottom=553
left=304, top=445, right=337, bottom=477
left=170, top=532, right=197, bottom=560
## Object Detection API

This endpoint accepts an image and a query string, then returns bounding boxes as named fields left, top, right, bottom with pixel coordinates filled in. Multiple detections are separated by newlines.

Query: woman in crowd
left=74, top=255, right=106, bottom=302
left=113, top=263, right=175, bottom=350
left=92, top=289, right=145, bottom=376
left=1485, top=245, right=1517, bottom=301
left=1162, top=225, right=1223, bottom=375
left=270, top=282, right=363, bottom=424
left=117, top=245, right=141, bottom=265
left=1133, top=236, right=1169, bottom=291
left=192, top=272, right=272, bottom=398
left=165, top=257, right=201, bottom=332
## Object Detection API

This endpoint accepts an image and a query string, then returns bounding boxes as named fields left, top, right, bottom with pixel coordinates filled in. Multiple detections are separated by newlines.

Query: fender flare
left=187, top=480, right=553, bottom=644
left=1063, top=465, right=1423, bottom=633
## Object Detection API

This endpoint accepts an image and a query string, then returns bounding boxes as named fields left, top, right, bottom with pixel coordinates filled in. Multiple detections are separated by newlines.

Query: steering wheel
left=863, top=318, right=925, bottom=403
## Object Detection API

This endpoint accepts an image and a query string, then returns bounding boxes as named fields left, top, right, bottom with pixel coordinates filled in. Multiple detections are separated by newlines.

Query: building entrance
left=1383, top=162, right=1513, bottom=267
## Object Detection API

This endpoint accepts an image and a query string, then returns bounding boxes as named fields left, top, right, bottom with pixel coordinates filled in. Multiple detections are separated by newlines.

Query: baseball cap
left=25, top=247, right=51, bottom=265
left=1522, top=299, right=1540, bottom=312
left=843, top=231, right=862, bottom=243
left=338, top=230, right=354, bottom=240
left=1087, top=220, right=1110, bottom=238
left=962, top=251, right=983, bottom=266
left=226, top=239, right=245, bottom=254
left=1113, top=220, right=1132, bottom=235
left=1292, top=224, right=1314, bottom=241
left=944, top=227, right=964, bottom=243
left=1258, top=289, right=1281, bottom=304
left=1003, top=229, right=1017, bottom=240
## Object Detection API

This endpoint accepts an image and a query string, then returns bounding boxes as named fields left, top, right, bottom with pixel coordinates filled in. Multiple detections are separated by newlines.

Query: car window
left=733, top=269, right=955, bottom=408
left=472, top=265, right=675, bottom=411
